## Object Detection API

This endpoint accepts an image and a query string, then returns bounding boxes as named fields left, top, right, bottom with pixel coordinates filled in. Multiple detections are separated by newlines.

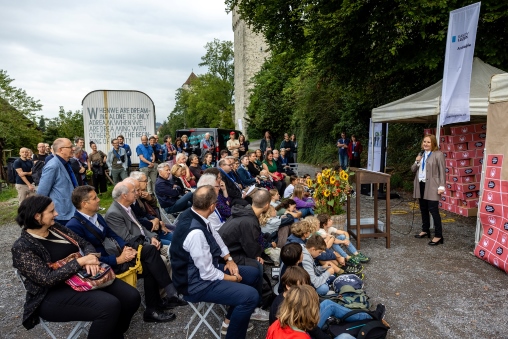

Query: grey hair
left=176, top=153, right=187, bottom=162
left=218, top=158, right=228, bottom=167
left=112, top=182, right=130, bottom=200
left=157, top=162, right=170, bottom=171
left=129, top=171, right=146, bottom=181
left=53, top=138, right=70, bottom=153
left=197, top=174, right=218, bottom=187
left=189, top=154, right=198, bottom=162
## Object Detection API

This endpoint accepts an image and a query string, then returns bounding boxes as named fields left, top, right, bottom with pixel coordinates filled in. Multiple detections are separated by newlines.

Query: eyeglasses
left=61, top=146, right=73, bottom=149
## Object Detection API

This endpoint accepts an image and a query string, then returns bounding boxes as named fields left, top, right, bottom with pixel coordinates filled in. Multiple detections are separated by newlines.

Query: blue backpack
left=333, top=274, right=364, bottom=292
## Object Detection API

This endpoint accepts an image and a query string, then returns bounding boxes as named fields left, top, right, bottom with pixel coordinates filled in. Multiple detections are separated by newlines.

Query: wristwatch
left=227, top=256, right=233, bottom=262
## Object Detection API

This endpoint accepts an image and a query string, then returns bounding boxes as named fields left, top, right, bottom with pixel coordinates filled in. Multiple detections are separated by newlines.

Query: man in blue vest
left=170, top=185, right=260, bottom=339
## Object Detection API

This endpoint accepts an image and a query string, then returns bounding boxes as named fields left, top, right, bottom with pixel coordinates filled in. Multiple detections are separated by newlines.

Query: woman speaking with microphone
left=411, top=134, right=446, bottom=245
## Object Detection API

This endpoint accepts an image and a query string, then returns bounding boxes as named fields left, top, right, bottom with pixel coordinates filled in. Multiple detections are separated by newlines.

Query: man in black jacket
left=218, top=189, right=272, bottom=321
left=218, top=157, right=248, bottom=206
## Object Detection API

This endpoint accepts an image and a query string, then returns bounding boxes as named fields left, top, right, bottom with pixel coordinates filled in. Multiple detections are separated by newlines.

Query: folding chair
left=185, top=301, right=227, bottom=339
left=14, top=269, right=90, bottom=339
left=288, top=163, right=299, bottom=176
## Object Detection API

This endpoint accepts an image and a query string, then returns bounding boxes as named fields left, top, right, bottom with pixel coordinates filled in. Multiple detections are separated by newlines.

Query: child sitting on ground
left=269, top=266, right=386, bottom=339
left=269, top=188, right=281, bottom=208
left=275, top=199, right=302, bottom=219
left=287, top=220, right=362, bottom=277
left=317, top=213, right=370, bottom=264
left=277, top=242, right=304, bottom=294
left=266, top=284, right=320, bottom=339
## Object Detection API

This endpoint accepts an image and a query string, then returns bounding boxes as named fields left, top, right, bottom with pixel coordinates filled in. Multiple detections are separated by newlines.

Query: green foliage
left=165, top=39, right=235, bottom=131
left=0, top=70, right=43, bottom=152
left=231, top=0, right=508, bottom=172
left=0, top=69, right=42, bottom=121
left=43, top=107, right=84, bottom=143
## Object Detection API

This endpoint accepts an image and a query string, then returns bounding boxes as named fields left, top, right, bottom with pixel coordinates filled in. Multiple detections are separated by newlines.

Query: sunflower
left=323, top=189, right=331, bottom=197
left=317, top=176, right=323, bottom=184
left=306, top=178, right=313, bottom=187
left=330, top=176, right=337, bottom=184
left=340, top=171, right=349, bottom=181
left=323, top=169, right=331, bottom=178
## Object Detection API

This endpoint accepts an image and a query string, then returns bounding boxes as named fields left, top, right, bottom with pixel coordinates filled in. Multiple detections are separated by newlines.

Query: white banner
left=367, top=119, right=387, bottom=172
left=440, top=2, right=481, bottom=126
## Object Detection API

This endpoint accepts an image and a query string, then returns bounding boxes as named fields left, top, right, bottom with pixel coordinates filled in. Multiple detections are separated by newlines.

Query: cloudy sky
left=0, top=0, right=233, bottom=123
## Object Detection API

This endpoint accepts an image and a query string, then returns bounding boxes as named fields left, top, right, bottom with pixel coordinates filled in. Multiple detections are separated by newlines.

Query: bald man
left=13, top=147, right=35, bottom=204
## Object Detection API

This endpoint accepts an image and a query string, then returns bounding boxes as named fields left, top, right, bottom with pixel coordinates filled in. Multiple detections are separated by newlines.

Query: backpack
left=31, top=160, right=45, bottom=185
left=333, top=274, right=364, bottom=292
left=336, top=285, right=370, bottom=309
left=7, top=160, right=17, bottom=184
left=322, top=309, right=390, bottom=339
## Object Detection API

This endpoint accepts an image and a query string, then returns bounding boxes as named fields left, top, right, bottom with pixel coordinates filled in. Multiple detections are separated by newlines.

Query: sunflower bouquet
left=308, top=169, right=353, bottom=215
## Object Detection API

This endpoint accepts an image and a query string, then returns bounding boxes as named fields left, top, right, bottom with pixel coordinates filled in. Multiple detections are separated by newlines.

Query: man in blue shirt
left=336, top=132, right=350, bottom=171
left=136, top=135, right=157, bottom=195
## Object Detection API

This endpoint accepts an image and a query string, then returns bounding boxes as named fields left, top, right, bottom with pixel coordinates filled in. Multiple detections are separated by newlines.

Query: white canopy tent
left=489, top=73, right=508, bottom=103
left=371, top=57, right=506, bottom=125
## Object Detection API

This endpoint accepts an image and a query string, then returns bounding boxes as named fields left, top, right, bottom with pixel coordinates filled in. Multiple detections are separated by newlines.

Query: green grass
left=0, top=185, right=19, bottom=224
left=0, top=182, right=116, bottom=224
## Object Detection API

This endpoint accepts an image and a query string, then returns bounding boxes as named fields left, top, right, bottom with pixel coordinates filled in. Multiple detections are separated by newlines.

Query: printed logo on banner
left=492, top=157, right=498, bottom=165
left=505, top=222, right=508, bottom=231
left=496, top=247, right=503, bottom=255
left=501, top=233, right=507, bottom=245
left=486, top=167, right=501, bottom=180
left=487, top=227, right=493, bottom=235
left=493, top=257, right=499, bottom=267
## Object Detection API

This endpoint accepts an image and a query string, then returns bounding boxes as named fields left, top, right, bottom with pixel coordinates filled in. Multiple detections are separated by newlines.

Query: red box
left=461, top=198, right=479, bottom=208
left=456, top=182, right=480, bottom=192
left=479, top=201, right=504, bottom=217
left=472, top=157, right=483, bottom=166
left=475, top=149, right=485, bottom=158
left=445, top=182, right=456, bottom=191
left=485, top=166, right=502, bottom=180
left=483, top=224, right=501, bottom=240
left=483, top=191, right=503, bottom=205
left=492, top=243, right=508, bottom=263
left=448, top=134, right=474, bottom=144
left=441, top=189, right=453, bottom=197
left=473, top=123, right=487, bottom=133
left=423, top=128, right=433, bottom=135
left=474, top=241, right=492, bottom=262
left=440, top=195, right=448, bottom=203
left=449, top=197, right=460, bottom=206
left=451, top=150, right=475, bottom=159
left=486, top=154, right=503, bottom=167
left=455, top=191, right=479, bottom=200
left=442, top=151, right=449, bottom=158
left=502, top=193, right=508, bottom=206
left=450, top=175, right=476, bottom=183
left=484, top=178, right=501, bottom=192
left=456, top=207, right=477, bottom=217
left=446, top=159, right=472, bottom=168
left=453, top=166, right=481, bottom=176
left=468, top=141, right=485, bottom=150
left=480, top=213, right=505, bottom=230
left=439, top=202, right=456, bottom=214
left=450, top=125, right=475, bottom=135
left=440, top=135, right=448, bottom=143
left=472, top=132, right=487, bottom=141
left=442, top=143, right=467, bottom=152
left=497, top=231, right=508, bottom=247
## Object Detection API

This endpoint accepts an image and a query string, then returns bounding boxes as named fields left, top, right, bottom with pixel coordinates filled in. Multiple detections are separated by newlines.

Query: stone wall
left=232, top=7, right=269, bottom=138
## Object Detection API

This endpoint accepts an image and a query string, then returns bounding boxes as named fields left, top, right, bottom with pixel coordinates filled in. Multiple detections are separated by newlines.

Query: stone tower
left=232, top=7, right=269, bottom=137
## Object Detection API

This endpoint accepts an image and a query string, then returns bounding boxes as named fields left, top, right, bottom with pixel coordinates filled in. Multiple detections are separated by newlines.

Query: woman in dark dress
left=238, top=134, right=249, bottom=158
left=89, top=142, right=108, bottom=195
left=12, top=195, right=140, bottom=338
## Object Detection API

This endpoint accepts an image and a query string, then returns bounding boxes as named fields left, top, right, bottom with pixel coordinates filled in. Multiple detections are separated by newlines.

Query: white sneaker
left=250, top=307, right=269, bottom=321
left=221, top=321, right=253, bottom=335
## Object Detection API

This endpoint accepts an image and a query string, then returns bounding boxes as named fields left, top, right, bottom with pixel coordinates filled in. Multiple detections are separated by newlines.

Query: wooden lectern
left=346, top=168, right=391, bottom=249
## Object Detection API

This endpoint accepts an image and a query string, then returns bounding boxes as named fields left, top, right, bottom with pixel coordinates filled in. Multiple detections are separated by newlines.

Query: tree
left=0, top=69, right=42, bottom=121
left=38, top=115, right=47, bottom=132
left=164, top=39, right=235, bottom=130
left=43, top=107, right=84, bottom=143
left=0, top=70, right=42, bottom=177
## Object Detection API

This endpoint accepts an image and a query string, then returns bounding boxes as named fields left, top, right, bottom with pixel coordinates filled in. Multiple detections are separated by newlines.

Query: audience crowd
left=11, top=131, right=383, bottom=339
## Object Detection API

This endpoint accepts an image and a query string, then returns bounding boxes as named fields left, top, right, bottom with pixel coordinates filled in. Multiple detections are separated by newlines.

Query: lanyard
left=422, top=151, right=432, bottom=170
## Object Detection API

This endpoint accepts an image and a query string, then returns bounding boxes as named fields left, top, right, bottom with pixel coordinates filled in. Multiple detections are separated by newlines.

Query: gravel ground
left=1, top=163, right=507, bottom=338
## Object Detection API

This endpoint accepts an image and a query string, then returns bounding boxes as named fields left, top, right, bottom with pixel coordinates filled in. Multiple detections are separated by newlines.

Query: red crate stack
left=433, top=123, right=486, bottom=217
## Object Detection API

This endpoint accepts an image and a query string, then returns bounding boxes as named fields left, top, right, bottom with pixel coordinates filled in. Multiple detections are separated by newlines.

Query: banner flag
left=440, top=2, right=481, bottom=126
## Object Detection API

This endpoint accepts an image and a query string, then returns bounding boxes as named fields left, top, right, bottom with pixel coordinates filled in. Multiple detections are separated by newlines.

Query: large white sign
left=440, top=2, right=481, bottom=126
left=82, top=90, right=156, bottom=164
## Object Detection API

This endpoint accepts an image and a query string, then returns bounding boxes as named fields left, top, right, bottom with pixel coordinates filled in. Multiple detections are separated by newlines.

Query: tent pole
left=436, top=113, right=441, bottom=147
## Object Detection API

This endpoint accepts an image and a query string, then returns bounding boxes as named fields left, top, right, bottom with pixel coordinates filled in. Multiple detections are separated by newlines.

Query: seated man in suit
left=218, top=157, right=249, bottom=206
left=103, top=181, right=187, bottom=322
left=155, top=162, right=193, bottom=214
left=170, top=185, right=260, bottom=339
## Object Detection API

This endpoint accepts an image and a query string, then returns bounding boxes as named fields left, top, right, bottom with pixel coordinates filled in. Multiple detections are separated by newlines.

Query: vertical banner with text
left=440, top=2, right=481, bottom=126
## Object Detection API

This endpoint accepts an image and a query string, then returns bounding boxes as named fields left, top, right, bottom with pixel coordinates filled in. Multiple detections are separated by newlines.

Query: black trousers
left=419, top=181, right=443, bottom=238
left=39, top=279, right=140, bottom=339
left=140, top=244, right=171, bottom=311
